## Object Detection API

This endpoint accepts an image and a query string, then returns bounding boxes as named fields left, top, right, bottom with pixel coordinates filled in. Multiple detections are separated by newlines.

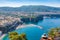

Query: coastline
left=16, top=24, right=43, bottom=29
left=1, top=24, right=43, bottom=40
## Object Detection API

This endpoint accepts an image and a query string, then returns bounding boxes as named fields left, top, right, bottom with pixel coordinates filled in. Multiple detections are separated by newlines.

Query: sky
left=0, top=0, right=60, bottom=7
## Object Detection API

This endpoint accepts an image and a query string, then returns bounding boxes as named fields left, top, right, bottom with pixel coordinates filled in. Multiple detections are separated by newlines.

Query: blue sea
left=3, top=18, right=60, bottom=40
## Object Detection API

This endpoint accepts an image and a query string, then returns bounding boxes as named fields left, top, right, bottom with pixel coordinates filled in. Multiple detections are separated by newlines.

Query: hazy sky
left=0, top=0, right=60, bottom=7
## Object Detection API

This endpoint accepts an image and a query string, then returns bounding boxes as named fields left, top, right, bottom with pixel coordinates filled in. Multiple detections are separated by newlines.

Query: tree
left=9, top=32, right=27, bottom=40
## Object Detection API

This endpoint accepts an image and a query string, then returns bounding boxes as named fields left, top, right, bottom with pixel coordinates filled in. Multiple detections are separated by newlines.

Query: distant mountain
left=0, top=5, right=60, bottom=12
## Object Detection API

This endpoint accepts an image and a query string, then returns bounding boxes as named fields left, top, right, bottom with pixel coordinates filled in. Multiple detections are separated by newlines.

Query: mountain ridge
left=0, top=5, right=60, bottom=12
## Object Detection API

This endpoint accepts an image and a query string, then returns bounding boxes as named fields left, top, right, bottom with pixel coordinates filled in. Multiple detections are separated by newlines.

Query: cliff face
left=0, top=16, right=23, bottom=34
left=21, top=15, right=43, bottom=24
left=0, top=21, right=21, bottom=34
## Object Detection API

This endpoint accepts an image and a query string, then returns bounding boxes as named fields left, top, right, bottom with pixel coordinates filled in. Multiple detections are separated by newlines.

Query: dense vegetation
left=9, top=32, right=27, bottom=40
left=48, top=27, right=60, bottom=40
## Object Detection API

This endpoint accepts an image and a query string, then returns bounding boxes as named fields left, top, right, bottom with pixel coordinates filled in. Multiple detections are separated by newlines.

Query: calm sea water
left=3, top=18, right=60, bottom=40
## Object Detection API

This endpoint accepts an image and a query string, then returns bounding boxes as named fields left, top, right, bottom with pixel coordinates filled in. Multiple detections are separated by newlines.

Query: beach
left=16, top=24, right=43, bottom=29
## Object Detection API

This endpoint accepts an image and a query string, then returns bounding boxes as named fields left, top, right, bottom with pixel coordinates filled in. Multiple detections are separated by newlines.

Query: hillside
left=0, top=5, right=60, bottom=12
